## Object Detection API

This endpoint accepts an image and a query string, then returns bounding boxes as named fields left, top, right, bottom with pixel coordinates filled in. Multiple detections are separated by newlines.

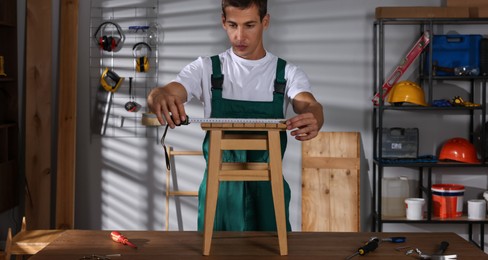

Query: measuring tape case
left=426, top=34, right=482, bottom=76
left=380, top=128, right=419, bottom=158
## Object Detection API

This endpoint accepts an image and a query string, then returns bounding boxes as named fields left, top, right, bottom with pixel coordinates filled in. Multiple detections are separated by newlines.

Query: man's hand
left=147, top=82, right=188, bottom=128
left=287, top=92, right=324, bottom=141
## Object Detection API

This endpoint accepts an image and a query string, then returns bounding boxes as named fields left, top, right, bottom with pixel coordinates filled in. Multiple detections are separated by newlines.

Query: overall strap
left=274, top=58, right=287, bottom=94
left=211, top=55, right=224, bottom=90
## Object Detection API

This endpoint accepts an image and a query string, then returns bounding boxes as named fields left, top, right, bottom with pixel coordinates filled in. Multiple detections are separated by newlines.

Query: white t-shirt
left=173, top=48, right=312, bottom=118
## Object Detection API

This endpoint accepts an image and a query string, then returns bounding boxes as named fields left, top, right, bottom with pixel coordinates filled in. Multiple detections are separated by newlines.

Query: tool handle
left=358, top=239, right=379, bottom=255
left=436, top=241, right=449, bottom=255
left=388, top=237, right=406, bottom=243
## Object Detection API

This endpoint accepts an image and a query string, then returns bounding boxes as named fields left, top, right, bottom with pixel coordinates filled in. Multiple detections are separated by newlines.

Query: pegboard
left=89, top=0, right=161, bottom=138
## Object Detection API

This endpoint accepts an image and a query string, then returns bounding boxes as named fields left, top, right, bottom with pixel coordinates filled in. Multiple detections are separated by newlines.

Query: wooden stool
left=201, top=122, right=288, bottom=256
left=4, top=217, right=65, bottom=260
left=165, top=145, right=203, bottom=231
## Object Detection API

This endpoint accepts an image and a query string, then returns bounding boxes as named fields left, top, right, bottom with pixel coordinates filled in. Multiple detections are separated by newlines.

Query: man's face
left=222, top=4, right=269, bottom=60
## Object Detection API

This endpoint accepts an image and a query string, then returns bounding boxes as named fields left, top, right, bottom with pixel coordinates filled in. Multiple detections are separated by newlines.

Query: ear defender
left=94, top=21, right=124, bottom=52
left=132, top=42, right=152, bottom=72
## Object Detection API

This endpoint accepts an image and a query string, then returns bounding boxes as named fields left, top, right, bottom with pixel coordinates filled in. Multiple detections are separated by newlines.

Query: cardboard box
left=447, top=0, right=488, bottom=7
left=478, top=6, right=488, bottom=17
left=464, top=6, right=488, bottom=18
left=375, top=7, right=470, bottom=19
left=446, top=0, right=488, bottom=17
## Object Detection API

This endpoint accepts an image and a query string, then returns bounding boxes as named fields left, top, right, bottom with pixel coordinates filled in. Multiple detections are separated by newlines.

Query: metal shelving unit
left=372, top=17, right=488, bottom=250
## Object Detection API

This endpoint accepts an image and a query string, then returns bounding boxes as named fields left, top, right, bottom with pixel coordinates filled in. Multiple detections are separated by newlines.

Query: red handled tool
left=110, top=231, right=137, bottom=249
left=372, top=31, right=430, bottom=106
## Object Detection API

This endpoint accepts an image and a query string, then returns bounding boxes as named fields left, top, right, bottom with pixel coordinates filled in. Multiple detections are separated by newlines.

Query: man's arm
left=147, top=82, right=188, bottom=128
left=286, top=92, right=324, bottom=141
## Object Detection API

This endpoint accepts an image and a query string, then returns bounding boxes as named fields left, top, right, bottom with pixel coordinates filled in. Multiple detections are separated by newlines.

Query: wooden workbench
left=29, top=230, right=487, bottom=259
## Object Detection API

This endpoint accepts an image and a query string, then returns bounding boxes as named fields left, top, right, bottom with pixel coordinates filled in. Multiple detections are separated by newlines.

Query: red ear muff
left=94, top=21, right=124, bottom=52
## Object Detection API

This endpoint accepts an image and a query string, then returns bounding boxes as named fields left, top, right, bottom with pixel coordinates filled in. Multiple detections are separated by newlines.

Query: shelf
left=375, top=105, right=482, bottom=111
left=375, top=17, right=488, bottom=25
left=425, top=75, right=488, bottom=81
left=373, top=160, right=488, bottom=168
left=381, top=215, right=488, bottom=223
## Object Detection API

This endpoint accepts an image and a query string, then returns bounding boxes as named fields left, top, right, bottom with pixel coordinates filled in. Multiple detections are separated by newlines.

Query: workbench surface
left=30, top=230, right=487, bottom=259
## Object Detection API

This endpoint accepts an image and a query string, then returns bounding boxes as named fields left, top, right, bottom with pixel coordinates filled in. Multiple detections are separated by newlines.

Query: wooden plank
left=219, top=170, right=270, bottom=181
left=25, top=0, right=53, bottom=230
left=302, top=157, right=360, bottom=170
left=55, top=0, right=79, bottom=230
left=220, top=139, right=267, bottom=150
left=302, top=132, right=360, bottom=232
left=169, top=150, right=203, bottom=156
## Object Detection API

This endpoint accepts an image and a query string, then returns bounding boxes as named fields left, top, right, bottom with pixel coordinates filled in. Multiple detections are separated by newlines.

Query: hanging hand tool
left=345, top=237, right=379, bottom=259
left=100, top=68, right=124, bottom=135
left=110, top=231, right=137, bottom=249
left=124, top=77, right=140, bottom=112
left=372, top=31, right=430, bottom=106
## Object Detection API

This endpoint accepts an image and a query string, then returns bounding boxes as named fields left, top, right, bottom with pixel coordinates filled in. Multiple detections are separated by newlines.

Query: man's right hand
left=147, top=82, right=188, bottom=128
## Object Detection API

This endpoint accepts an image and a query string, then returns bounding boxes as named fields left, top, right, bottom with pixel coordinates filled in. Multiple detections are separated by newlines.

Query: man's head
left=221, top=0, right=269, bottom=60
left=222, top=0, right=267, bottom=21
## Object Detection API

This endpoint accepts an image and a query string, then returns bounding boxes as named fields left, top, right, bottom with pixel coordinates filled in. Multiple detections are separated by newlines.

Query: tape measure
left=179, top=116, right=286, bottom=125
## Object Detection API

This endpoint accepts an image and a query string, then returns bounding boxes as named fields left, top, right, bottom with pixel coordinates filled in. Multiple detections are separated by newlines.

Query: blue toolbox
left=381, top=128, right=419, bottom=158
left=427, top=34, right=482, bottom=76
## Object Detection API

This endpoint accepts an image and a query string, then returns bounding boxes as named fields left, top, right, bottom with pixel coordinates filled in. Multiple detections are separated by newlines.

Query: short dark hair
left=222, top=0, right=268, bottom=21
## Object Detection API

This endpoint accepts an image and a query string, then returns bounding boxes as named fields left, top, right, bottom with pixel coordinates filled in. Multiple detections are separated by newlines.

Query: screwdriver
left=381, top=236, right=406, bottom=243
left=345, top=238, right=379, bottom=260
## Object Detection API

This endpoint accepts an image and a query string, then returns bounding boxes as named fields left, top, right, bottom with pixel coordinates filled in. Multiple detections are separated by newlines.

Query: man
left=147, top=0, right=323, bottom=231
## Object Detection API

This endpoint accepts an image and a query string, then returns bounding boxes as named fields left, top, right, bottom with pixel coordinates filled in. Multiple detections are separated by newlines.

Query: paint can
left=432, top=184, right=464, bottom=218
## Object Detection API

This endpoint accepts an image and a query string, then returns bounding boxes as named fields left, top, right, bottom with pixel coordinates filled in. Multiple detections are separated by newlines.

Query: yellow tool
left=100, top=68, right=124, bottom=93
left=99, top=68, right=124, bottom=135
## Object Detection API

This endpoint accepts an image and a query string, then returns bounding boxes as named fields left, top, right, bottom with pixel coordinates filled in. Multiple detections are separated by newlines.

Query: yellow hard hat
left=388, top=81, right=427, bottom=106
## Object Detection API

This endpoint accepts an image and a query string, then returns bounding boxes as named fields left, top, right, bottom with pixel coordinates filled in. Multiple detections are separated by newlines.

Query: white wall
left=75, top=0, right=488, bottom=250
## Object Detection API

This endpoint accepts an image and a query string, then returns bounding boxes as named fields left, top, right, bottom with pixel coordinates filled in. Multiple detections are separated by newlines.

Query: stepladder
left=200, top=122, right=288, bottom=256
left=164, top=145, right=203, bottom=231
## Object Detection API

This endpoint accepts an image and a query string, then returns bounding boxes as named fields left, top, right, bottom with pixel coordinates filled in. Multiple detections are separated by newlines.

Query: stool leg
left=5, top=228, right=12, bottom=260
left=268, top=131, right=288, bottom=256
left=203, top=130, right=223, bottom=256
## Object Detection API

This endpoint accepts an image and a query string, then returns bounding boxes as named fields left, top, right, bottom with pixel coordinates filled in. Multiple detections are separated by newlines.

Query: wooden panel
left=302, top=132, right=360, bottom=232
left=55, top=0, right=78, bottom=230
left=25, top=0, right=53, bottom=230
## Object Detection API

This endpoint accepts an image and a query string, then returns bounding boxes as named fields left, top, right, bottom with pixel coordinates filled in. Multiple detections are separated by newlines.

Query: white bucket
left=405, top=198, right=425, bottom=220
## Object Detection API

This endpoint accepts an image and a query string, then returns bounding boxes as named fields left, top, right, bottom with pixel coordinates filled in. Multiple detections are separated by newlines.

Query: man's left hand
left=286, top=112, right=320, bottom=141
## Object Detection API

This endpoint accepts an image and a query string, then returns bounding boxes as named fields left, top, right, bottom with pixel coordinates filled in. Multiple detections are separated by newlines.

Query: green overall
left=197, top=55, right=292, bottom=232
